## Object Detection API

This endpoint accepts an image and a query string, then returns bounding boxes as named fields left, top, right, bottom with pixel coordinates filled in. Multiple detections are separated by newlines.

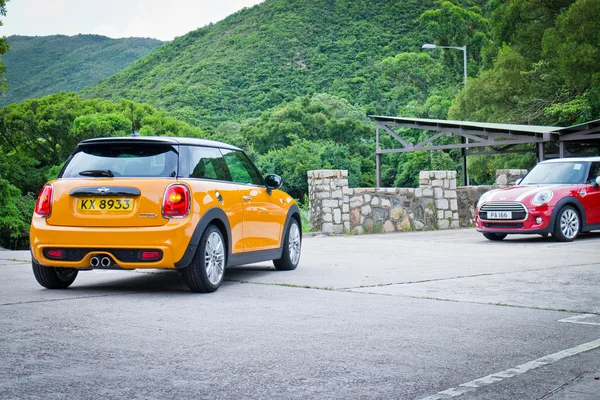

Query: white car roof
left=540, top=157, right=600, bottom=163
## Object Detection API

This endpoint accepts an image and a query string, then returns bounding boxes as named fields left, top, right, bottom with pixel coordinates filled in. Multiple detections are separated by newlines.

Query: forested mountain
left=1, top=35, right=163, bottom=106
left=84, top=0, right=454, bottom=127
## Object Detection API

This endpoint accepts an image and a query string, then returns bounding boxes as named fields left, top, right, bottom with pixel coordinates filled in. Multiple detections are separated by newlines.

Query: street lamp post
left=422, top=43, right=469, bottom=185
left=422, top=43, right=467, bottom=88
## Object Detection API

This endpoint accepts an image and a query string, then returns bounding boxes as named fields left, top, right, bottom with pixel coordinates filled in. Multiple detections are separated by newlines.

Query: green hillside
left=1, top=35, right=163, bottom=106
left=84, top=0, right=444, bottom=127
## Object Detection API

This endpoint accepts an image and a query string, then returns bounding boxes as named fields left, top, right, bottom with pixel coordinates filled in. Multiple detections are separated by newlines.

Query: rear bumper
left=30, top=216, right=196, bottom=269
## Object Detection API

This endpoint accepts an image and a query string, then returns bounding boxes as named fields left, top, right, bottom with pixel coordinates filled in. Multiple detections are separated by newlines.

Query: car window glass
left=187, top=146, right=230, bottom=181
left=587, top=162, right=600, bottom=183
left=61, top=144, right=178, bottom=178
left=220, top=149, right=263, bottom=186
left=521, top=162, right=587, bottom=185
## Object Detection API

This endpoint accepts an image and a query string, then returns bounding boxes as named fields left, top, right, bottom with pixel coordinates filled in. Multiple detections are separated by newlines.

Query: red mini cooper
left=475, top=157, right=600, bottom=241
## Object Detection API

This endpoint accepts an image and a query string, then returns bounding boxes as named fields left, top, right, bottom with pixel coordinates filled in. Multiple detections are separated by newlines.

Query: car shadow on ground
left=65, top=263, right=280, bottom=294
left=225, top=263, right=276, bottom=280
left=67, top=270, right=191, bottom=294
left=499, top=231, right=600, bottom=243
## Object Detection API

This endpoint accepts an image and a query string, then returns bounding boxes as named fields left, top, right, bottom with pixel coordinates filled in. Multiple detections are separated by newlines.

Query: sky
left=2, top=0, right=265, bottom=41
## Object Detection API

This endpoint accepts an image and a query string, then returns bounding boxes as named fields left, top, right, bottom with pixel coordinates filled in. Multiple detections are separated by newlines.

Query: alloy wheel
left=559, top=209, right=579, bottom=240
left=204, top=231, right=225, bottom=286
left=288, top=222, right=301, bottom=265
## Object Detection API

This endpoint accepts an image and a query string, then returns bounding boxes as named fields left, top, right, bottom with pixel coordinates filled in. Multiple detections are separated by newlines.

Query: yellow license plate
left=77, top=197, right=134, bottom=211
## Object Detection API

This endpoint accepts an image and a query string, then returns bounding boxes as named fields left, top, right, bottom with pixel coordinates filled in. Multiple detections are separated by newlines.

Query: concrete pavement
left=1, top=229, right=600, bottom=399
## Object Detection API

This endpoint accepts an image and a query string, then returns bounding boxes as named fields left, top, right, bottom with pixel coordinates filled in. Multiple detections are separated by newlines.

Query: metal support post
left=376, top=126, right=381, bottom=187
left=559, top=141, right=565, bottom=158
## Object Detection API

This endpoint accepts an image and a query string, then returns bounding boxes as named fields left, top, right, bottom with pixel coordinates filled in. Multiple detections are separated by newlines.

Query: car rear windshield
left=521, top=162, right=588, bottom=185
left=61, top=143, right=178, bottom=178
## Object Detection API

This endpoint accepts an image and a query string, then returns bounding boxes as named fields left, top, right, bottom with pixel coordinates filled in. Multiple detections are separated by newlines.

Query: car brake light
left=35, top=185, right=53, bottom=217
left=162, top=184, right=190, bottom=218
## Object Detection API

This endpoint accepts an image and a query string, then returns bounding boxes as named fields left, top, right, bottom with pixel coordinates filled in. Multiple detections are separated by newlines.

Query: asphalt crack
left=0, top=293, right=133, bottom=307
left=537, top=373, right=585, bottom=399
left=342, top=262, right=600, bottom=291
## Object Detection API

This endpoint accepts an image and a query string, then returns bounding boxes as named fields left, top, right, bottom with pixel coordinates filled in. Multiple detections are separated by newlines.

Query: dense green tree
left=467, top=152, right=535, bottom=185
left=541, top=0, right=600, bottom=124
left=487, top=0, right=575, bottom=61
left=393, top=149, right=459, bottom=188
left=256, top=140, right=364, bottom=199
left=449, top=45, right=534, bottom=123
left=0, top=177, right=31, bottom=250
left=236, top=93, right=372, bottom=154
left=0, top=92, right=205, bottom=194
left=447, top=0, right=600, bottom=183
left=419, top=1, right=491, bottom=77
left=451, top=0, right=600, bottom=126
left=233, top=93, right=377, bottom=197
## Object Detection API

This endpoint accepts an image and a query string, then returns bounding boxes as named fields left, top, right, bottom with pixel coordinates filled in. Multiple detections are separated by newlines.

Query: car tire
left=182, top=225, right=226, bottom=293
left=274, top=219, right=301, bottom=271
left=32, top=261, right=78, bottom=289
left=482, top=232, right=507, bottom=241
left=552, top=205, right=580, bottom=242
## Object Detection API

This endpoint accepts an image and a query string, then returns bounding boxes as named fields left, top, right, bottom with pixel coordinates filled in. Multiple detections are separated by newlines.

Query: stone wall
left=307, top=170, right=350, bottom=235
left=308, top=168, right=529, bottom=234
left=456, top=186, right=495, bottom=227
left=308, top=170, right=459, bottom=234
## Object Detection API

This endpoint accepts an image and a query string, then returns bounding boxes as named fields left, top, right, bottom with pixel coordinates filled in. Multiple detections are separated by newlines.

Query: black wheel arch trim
left=282, top=204, right=302, bottom=243
left=174, top=207, right=232, bottom=269
left=549, top=197, right=588, bottom=231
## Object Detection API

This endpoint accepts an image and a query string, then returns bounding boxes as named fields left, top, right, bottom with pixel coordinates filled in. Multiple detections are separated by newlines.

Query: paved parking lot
left=1, top=229, right=599, bottom=399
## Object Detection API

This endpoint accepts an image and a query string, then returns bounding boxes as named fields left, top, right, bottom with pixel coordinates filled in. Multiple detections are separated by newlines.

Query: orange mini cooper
left=30, top=135, right=302, bottom=293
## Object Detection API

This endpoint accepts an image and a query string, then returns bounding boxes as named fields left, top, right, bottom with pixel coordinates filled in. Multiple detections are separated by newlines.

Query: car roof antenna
left=130, top=131, right=141, bottom=137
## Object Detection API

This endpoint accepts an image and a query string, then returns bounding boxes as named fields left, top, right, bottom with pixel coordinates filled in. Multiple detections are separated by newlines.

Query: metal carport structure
left=371, top=116, right=600, bottom=186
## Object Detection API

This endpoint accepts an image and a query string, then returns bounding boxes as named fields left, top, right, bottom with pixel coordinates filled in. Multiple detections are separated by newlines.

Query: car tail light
left=46, top=249, right=64, bottom=258
left=35, top=184, right=53, bottom=217
left=140, top=251, right=161, bottom=260
left=44, top=249, right=66, bottom=260
left=162, top=184, right=190, bottom=218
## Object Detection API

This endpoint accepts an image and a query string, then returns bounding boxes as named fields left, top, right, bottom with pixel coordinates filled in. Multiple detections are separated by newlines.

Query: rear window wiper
left=78, top=169, right=114, bottom=177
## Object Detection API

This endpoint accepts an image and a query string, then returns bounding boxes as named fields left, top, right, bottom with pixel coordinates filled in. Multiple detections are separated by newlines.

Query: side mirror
left=264, top=174, right=283, bottom=193
left=515, top=178, right=522, bottom=186
left=594, top=176, right=600, bottom=189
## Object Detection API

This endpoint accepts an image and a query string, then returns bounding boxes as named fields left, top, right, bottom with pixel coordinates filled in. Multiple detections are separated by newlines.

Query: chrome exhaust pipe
left=101, top=257, right=111, bottom=267
left=90, top=256, right=100, bottom=267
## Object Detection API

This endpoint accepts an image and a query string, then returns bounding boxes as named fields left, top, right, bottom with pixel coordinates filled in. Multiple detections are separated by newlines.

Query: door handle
left=242, top=196, right=252, bottom=201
